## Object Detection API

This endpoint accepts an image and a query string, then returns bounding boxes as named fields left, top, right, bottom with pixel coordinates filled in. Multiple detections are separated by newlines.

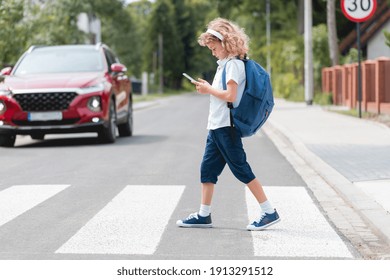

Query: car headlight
left=87, top=96, right=101, bottom=112
left=78, top=83, right=104, bottom=95
left=0, top=100, right=6, bottom=114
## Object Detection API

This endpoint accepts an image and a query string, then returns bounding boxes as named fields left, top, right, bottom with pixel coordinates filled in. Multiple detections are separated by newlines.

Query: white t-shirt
left=207, top=58, right=246, bottom=130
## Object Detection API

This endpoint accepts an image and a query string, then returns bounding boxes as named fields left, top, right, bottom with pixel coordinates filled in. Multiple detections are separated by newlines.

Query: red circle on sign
left=341, top=0, right=377, bottom=22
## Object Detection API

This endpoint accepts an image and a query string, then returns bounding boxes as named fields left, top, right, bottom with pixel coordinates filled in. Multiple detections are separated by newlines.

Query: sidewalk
left=263, top=98, right=390, bottom=252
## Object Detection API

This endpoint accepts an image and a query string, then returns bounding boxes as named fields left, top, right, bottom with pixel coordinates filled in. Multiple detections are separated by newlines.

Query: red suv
left=0, top=43, right=133, bottom=147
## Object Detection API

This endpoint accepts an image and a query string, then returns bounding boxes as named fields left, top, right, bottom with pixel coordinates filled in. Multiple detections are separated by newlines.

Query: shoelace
left=185, top=212, right=199, bottom=221
left=255, top=212, right=267, bottom=223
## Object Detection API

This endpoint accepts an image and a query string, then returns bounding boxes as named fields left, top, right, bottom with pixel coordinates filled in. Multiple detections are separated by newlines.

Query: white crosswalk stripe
left=55, top=185, right=185, bottom=255
left=0, top=184, right=354, bottom=258
left=246, top=186, right=353, bottom=258
left=0, top=185, right=70, bottom=227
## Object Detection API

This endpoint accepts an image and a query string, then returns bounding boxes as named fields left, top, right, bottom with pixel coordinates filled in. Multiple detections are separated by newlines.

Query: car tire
left=0, top=134, right=16, bottom=147
left=98, top=100, right=116, bottom=144
left=118, top=101, right=133, bottom=137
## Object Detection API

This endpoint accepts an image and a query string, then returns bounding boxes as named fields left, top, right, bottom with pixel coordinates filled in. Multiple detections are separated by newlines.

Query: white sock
left=260, top=200, right=275, bottom=214
left=199, top=204, right=211, bottom=217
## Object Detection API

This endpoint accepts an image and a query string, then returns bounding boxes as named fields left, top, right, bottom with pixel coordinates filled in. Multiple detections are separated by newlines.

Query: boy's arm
left=193, top=78, right=237, bottom=103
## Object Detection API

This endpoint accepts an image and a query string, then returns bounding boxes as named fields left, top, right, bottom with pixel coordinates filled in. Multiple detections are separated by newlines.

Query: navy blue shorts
left=200, top=127, right=256, bottom=184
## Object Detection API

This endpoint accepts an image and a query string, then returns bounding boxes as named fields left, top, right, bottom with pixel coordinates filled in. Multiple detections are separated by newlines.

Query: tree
left=145, top=0, right=184, bottom=89
left=125, top=0, right=152, bottom=76
left=327, top=0, right=339, bottom=65
left=385, top=30, right=390, bottom=47
left=0, top=0, right=27, bottom=66
left=26, top=0, right=87, bottom=46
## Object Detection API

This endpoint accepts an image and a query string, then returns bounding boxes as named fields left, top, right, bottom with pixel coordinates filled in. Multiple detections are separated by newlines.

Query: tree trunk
left=327, top=0, right=339, bottom=65
left=298, top=0, right=304, bottom=34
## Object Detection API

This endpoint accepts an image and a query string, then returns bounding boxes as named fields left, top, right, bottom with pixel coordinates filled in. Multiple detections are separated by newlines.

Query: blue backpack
left=222, top=59, right=274, bottom=138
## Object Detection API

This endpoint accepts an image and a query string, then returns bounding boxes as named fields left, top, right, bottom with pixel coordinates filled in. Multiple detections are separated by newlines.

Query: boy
left=177, top=18, right=280, bottom=231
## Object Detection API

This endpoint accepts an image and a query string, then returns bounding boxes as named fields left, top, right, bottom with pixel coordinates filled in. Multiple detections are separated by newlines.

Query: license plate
left=28, top=112, right=63, bottom=121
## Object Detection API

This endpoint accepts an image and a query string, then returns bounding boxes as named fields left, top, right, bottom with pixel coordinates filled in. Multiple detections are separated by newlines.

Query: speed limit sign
left=341, top=0, right=377, bottom=22
left=341, top=0, right=377, bottom=119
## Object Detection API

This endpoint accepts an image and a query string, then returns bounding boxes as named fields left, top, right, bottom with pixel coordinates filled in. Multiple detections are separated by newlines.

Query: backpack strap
left=221, top=64, right=234, bottom=129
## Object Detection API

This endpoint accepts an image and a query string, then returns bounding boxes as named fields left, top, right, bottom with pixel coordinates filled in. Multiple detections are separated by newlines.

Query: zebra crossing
left=56, top=185, right=185, bottom=255
left=0, top=185, right=70, bottom=227
left=246, top=187, right=353, bottom=258
left=0, top=184, right=354, bottom=259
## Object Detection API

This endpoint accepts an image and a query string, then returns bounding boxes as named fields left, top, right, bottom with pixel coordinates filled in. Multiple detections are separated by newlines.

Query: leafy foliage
left=27, top=0, right=87, bottom=46
left=385, top=30, right=390, bottom=47
left=2, top=0, right=384, bottom=97
left=0, top=0, right=28, bottom=66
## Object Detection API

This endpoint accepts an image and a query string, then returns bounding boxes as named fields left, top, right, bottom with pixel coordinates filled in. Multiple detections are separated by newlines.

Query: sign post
left=341, top=0, right=377, bottom=118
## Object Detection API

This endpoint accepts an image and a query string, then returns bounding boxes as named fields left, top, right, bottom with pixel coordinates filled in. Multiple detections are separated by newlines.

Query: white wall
left=367, top=20, right=390, bottom=59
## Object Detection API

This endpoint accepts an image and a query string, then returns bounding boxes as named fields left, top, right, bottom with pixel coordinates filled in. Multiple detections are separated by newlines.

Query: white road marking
left=0, top=185, right=70, bottom=227
left=0, top=184, right=354, bottom=258
left=56, top=185, right=185, bottom=255
left=246, top=186, right=353, bottom=258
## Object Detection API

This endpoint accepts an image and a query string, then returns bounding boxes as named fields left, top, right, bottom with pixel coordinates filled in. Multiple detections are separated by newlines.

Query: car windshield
left=13, top=47, right=104, bottom=75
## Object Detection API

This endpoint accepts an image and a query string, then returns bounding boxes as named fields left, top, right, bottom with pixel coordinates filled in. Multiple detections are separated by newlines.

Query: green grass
left=329, top=108, right=377, bottom=119
left=313, top=92, right=333, bottom=105
left=328, top=108, right=390, bottom=127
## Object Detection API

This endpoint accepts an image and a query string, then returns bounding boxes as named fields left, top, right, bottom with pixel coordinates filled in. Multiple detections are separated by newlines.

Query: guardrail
left=322, top=56, right=390, bottom=114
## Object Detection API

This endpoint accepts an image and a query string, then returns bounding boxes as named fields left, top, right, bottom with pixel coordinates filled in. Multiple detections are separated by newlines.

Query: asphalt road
left=0, top=93, right=360, bottom=259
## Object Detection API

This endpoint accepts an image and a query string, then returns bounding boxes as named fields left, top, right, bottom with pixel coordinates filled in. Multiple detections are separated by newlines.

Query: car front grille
left=13, top=92, right=78, bottom=111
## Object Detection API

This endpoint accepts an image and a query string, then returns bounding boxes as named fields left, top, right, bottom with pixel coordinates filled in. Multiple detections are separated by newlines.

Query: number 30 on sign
left=341, top=0, right=377, bottom=22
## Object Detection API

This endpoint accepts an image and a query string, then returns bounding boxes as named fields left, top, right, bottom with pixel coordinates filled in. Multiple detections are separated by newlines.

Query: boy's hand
left=193, top=78, right=211, bottom=94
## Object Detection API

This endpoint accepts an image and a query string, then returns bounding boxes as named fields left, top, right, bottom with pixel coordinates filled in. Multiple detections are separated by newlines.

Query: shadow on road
left=14, top=134, right=169, bottom=148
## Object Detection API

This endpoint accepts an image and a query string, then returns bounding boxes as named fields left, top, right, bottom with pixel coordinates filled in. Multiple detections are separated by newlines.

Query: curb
left=263, top=118, right=390, bottom=252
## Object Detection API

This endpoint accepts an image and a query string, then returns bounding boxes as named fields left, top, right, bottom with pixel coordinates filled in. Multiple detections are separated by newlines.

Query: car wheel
left=98, top=100, right=116, bottom=143
left=118, top=101, right=133, bottom=137
left=0, top=134, right=16, bottom=147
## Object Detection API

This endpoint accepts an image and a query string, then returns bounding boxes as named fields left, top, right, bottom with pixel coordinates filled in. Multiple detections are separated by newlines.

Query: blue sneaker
left=176, top=212, right=212, bottom=228
left=247, top=209, right=280, bottom=231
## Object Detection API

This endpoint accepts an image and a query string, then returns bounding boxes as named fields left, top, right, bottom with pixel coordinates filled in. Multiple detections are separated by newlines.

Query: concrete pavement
left=263, top=98, right=390, bottom=259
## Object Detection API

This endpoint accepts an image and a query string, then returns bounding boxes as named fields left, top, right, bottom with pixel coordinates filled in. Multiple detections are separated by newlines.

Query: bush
left=273, top=72, right=304, bottom=101
left=314, top=91, right=333, bottom=105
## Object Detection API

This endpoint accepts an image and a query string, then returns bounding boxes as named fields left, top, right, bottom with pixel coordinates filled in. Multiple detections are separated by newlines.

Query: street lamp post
left=158, top=33, right=163, bottom=94
left=304, top=0, right=313, bottom=105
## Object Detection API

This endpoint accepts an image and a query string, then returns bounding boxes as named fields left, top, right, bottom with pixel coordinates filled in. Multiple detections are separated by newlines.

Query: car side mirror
left=111, top=63, right=127, bottom=73
left=0, top=67, right=12, bottom=76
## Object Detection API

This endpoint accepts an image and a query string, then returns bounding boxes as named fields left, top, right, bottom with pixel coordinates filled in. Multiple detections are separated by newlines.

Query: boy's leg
left=198, top=183, right=214, bottom=217
left=200, top=131, right=226, bottom=185
left=247, top=178, right=274, bottom=214
left=176, top=131, right=224, bottom=228
left=246, top=178, right=280, bottom=231
left=176, top=183, right=214, bottom=227
left=212, top=128, right=280, bottom=230
left=214, top=128, right=256, bottom=184
left=247, top=178, right=267, bottom=204
left=201, top=183, right=214, bottom=205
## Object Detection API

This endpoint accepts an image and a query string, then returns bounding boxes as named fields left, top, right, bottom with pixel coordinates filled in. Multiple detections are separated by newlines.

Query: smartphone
left=182, top=73, right=196, bottom=82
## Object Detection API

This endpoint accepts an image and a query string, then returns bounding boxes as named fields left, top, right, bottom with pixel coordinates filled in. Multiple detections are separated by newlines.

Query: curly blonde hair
left=198, top=18, right=250, bottom=59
